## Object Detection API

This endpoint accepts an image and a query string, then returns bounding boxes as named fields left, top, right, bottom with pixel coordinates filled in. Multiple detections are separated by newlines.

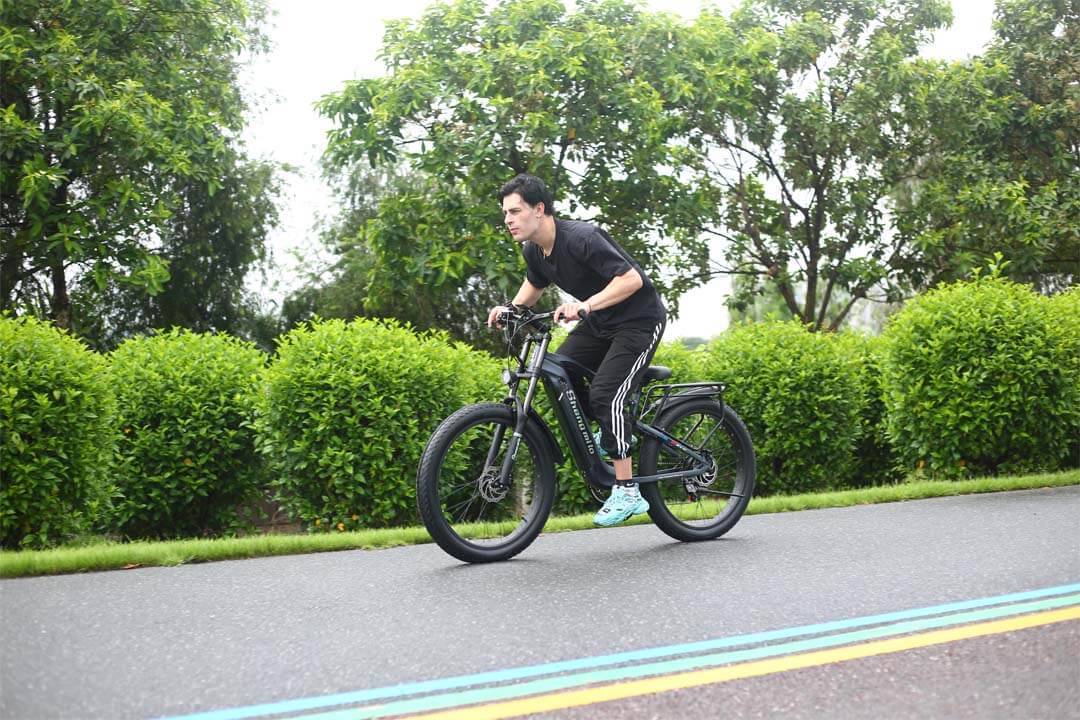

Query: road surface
left=2, top=486, right=1078, bottom=719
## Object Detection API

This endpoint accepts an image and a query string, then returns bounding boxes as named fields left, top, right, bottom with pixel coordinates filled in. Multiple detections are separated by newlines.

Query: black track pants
left=557, top=317, right=666, bottom=460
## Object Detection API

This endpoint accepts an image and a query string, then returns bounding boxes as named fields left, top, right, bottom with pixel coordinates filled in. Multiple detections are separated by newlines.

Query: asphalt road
left=2, top=486, right=1078, bottom=720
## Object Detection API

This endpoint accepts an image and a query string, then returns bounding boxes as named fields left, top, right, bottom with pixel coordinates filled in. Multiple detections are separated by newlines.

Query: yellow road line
left=404, top=605, right=1080, bottom=720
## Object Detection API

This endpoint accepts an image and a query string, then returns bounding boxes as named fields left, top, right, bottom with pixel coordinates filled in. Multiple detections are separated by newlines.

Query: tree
left=671, top=0, right=952, bottom=331
left=320, top=0, right=976, bottom=338
left=317, top=0, right=713, bottom=345
left=70, top=152, right=283, bottom=350
left=894, top=0, right=1079, bottom=292
left=0, top=0, right=272, bottom=330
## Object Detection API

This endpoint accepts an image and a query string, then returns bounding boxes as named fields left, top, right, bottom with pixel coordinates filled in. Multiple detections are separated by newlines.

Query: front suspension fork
left=494, top=335, right=550, bottom=489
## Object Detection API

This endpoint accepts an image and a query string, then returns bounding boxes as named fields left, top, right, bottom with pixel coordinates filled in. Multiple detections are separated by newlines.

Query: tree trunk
left=46, top=171, right=71, bottom=329
left=49, top=259, right=70, bottom=329
left=0, top=245, right=21, bottom=313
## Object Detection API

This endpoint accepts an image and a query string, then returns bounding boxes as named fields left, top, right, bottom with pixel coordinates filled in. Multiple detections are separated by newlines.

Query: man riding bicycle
left=487, top=174, right=667, bottom=527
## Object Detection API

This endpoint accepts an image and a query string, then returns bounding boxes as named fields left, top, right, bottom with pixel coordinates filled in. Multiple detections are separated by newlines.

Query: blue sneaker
left=593, top=484, right=649, bottom=527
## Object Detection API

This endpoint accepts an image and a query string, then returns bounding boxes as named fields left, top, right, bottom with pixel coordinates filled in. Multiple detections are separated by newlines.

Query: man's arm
left=585, top=268, right=643, bottom=311
left=553, top=268, right=642, bottom=323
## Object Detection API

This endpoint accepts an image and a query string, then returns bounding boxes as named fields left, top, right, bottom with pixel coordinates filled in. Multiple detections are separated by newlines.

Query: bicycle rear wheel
left=639, top=398, right=755, bottom=541
left=416, top=403, right=556, bottom=563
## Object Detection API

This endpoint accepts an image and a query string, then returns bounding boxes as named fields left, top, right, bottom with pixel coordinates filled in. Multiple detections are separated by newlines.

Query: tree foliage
left=284, top=162, right=548, bottom=354
left=0, top=0, right=274, bottom=332
left=316, top=0, right=1008, bottom=337
left=71, top=152, right=283, bottom=350
left=675, top=0, right=953, bottom=330
left=317, top=0, right=711, bottom=345
left=894, top=0, right=1079, bottom=292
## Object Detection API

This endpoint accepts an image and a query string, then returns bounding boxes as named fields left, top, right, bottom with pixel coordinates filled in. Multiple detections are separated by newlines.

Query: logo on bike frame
left=561, top=385, right=595, bottom=455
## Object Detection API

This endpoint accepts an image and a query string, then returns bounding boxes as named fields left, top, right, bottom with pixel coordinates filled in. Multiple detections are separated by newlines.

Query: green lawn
left=1, top=469, right=1077, bottom=578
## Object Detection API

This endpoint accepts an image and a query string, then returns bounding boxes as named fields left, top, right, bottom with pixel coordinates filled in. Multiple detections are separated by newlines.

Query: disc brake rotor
left=478, top=467, right=509, bottom=503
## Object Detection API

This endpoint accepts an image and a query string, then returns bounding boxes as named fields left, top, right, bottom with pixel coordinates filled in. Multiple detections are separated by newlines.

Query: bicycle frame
left=496, top=314, right=725, bottom=491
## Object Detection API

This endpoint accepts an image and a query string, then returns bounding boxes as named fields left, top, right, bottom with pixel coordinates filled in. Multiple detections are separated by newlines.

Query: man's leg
left=589, top=320, right=665, bottom=526
left=589, top=321, right=665, bottom=464
left=555, top=324, right=611, bottom=374
left=553, top=322, right=611, bottom=426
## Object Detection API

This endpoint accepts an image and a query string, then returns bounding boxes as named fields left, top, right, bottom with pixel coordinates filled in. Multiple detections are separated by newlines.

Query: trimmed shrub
left=0, top=316, right=116, bottom=548
left=835, top=331, right=902, bottom=487
left=108, top=330, right=266, bottom=538
left=258, top=318, right=500, bottom=531
left=882, top=277, right=1078, bottom=478
left=1047, top=287, right=1080, bottom=468
left=699, top=320, right=865, bottom=496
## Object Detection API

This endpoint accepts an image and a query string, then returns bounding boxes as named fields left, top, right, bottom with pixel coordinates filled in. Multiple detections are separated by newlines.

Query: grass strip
left=2, top=469, right=1077, bottom=579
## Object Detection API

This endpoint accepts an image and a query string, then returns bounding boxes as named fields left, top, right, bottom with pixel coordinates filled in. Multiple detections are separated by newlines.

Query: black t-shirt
left=523, top=218, right=666, bottom=332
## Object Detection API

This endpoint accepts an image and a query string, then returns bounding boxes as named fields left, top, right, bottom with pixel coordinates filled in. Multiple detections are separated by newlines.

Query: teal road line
left=296, top=592, right=1080, bottom=720
left=161, top=583, right=1080, bottom=720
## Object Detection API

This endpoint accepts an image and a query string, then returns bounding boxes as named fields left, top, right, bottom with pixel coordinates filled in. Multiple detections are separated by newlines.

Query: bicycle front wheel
left=639, top=398, right=756, bottom=541
left=416, top=403, right=556, bottom=563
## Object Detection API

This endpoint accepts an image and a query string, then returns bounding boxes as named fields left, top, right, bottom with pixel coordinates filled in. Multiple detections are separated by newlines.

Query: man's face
left=501, top=192, right=543, bottom=243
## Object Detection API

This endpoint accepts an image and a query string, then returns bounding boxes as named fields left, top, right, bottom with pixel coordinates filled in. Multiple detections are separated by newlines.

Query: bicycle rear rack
left=637, top=381, right=726, bottom=423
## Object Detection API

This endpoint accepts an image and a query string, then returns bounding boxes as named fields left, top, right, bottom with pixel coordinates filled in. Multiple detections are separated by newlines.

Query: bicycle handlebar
left=496, top=305, right=553, bottom=330
left=496, top=306, right=586, bottom=331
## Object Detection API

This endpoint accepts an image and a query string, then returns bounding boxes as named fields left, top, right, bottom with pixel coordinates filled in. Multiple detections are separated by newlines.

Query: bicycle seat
left=643, top=365, right=672, bottom=383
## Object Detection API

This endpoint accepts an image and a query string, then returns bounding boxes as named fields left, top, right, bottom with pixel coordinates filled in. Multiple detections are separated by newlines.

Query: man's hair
left=498, top=174, right=555, bottom=216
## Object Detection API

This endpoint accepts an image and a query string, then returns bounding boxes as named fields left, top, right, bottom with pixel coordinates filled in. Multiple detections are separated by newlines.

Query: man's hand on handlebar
left=487, top=305, right=510, bottom=328
left=553, top=301, right=590, bottom=324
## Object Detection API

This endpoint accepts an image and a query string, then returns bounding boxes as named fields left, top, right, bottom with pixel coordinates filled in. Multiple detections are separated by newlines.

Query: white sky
left=242, top=0, right=996, bottom=338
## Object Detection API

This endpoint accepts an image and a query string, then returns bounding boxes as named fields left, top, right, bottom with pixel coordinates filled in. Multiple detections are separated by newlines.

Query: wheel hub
left=478, top=467, right=509, bottom=502
left=684, top=452, right=717, bottom=498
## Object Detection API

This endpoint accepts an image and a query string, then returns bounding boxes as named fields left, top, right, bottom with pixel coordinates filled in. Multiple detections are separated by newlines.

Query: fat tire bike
left=416, top=306, right=756, bottom=563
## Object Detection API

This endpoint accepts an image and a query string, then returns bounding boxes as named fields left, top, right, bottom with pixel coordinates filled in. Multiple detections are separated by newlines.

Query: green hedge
left=650, top=339, right=709, bottom=383
left=882, top=277, right=1078, bottom=478
left=0, top=317, right=116, bottom=548
left=700, top=320, right=865, bottom=495
left=108, top=330, right=266, bottom=538
left=258, top=318, right=500, bottom=531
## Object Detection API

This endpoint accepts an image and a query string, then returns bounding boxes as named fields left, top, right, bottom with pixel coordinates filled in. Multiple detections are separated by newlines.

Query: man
left=487, top=174, right=667, bottom=527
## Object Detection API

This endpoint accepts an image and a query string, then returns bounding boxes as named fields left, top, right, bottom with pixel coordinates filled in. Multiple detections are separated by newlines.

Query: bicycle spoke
left=693, top=420, right=724, bottom=449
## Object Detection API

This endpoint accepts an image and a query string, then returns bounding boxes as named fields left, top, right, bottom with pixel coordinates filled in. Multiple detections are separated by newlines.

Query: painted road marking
left=161, top=583, right=1080, bottom=720
left=299, top=594, right=1080, bottom=720
left=405, top=606, right=1080, bottom=720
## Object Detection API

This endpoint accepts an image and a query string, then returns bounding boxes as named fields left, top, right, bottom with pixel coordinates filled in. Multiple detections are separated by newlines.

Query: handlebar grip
left=577, top=309, right=588, bottom=321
